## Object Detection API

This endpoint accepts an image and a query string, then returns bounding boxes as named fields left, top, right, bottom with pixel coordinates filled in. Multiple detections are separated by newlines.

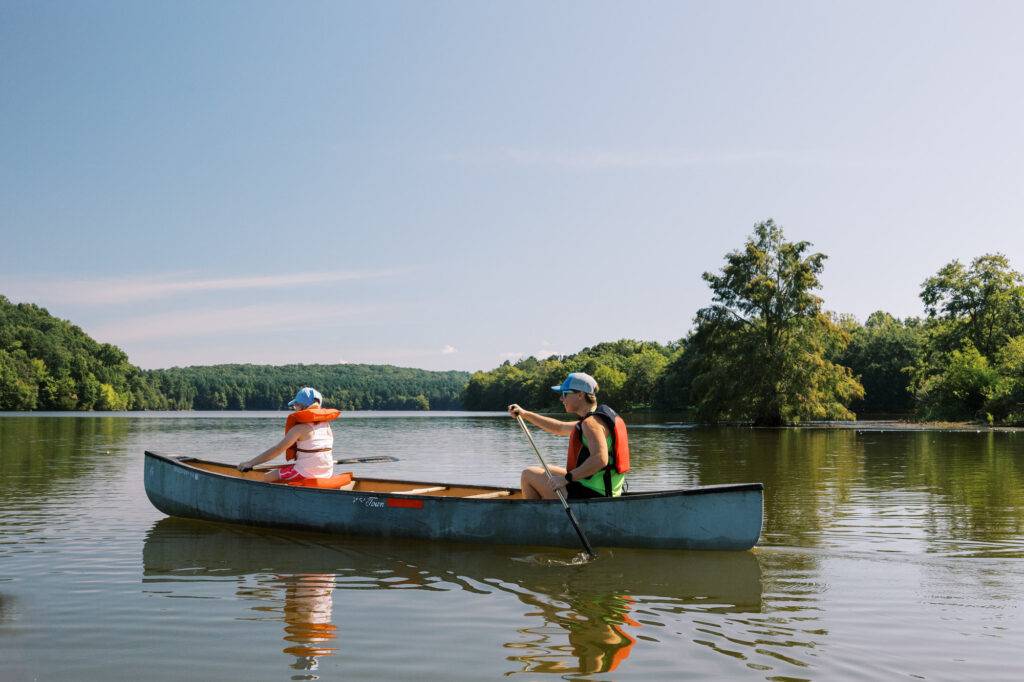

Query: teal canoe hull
left=144, top=451, right=763, bottom=551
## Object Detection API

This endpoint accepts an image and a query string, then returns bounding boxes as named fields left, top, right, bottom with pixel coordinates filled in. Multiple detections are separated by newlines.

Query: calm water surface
left=1, top=413, right=1022, bottom=680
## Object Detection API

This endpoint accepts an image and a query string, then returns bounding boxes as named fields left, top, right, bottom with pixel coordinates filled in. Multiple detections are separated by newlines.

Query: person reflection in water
left=566, top=594, right=638, bottom=675
left=278, top=574, right=337, bottom=674
left=510, top=590, right=639, bottom=675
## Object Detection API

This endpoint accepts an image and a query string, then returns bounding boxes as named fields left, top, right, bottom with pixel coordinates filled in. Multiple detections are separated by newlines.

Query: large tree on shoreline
left=682, top=220, right=863, bottom=426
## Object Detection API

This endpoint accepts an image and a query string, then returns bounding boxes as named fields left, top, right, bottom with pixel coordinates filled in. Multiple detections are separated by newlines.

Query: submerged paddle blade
left=564, top=507, right=597, bottom=559
left=334, top=456, right=400, bottom=464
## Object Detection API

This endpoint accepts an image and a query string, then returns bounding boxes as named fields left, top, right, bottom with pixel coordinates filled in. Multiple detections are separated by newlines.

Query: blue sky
left=2, top=1, right=1023, bottom=370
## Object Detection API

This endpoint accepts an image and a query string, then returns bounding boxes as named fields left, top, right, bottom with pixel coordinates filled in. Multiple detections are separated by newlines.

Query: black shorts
left=565, top=481, right=608, bottom=499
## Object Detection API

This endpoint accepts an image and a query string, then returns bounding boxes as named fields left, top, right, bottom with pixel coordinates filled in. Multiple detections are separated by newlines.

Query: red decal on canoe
left=387, top=498, right=423, bottom=509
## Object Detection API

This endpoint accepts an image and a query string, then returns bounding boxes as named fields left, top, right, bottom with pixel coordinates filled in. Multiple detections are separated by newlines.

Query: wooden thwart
left=391, top=486, right=447, bottom=495
left=465, top=490, right=511, bottom=499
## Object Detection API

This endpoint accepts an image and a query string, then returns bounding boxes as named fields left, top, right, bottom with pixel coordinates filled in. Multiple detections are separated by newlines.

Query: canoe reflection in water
left=143, top=518, right=763, bottom=676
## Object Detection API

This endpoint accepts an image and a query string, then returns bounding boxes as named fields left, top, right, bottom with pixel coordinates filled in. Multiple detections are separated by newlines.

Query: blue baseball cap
left=551, top=372, right=598, bottom=395
left=288, top=387, right=323, bottom=407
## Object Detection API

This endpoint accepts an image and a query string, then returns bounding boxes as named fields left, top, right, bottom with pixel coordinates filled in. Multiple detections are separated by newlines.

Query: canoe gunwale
left=143, top=450, right=765, bottom=550
left=143, top=450, right=764, bottom=501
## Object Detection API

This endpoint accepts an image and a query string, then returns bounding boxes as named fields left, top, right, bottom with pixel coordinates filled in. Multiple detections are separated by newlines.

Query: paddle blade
left=334, top=456, right=400, bottom=464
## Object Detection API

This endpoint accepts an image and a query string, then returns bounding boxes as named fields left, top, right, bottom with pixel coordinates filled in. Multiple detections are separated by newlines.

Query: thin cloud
left=89, top=302, right=376, bottom=343
left=443, top=147, right=899, bottom=171
left=441, top=345, right=457, bottom=355
left=498, top=349, right=564, bottom=362
left=1, top=270, right=395, bottom=306
left=444, top=147, right=776, bottom=170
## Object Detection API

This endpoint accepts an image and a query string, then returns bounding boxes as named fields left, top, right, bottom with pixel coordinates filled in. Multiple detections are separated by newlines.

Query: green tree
left=912, top=254, right=1024, bottom=421
left=920, top=254, right=1024, bottom=358
left=653, top=344, right=689, bottom=410
left=461, top=341, right=677, bottom=411
left=837, top=311, right=924, bottom=415
left=0, top=348, right=41, bottom=410
left=914, top=343, right=997, bottom=421
left=982, top=335, right=1024, bottom=424
left=684, top=220, right=863, bottom=425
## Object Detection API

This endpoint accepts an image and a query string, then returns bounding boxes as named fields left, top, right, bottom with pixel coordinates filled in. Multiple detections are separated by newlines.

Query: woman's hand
left=237, top=460, right=254, bottom=472
left=508, top=404, right=526, bottom=418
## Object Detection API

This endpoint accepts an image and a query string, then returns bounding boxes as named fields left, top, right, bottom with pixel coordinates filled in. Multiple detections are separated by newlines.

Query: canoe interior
left=187, top=458, right=527, bottom=500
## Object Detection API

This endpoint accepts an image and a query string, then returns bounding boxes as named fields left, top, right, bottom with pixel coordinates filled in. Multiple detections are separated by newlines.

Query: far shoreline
left=2, top=411, right=1021, bottom=432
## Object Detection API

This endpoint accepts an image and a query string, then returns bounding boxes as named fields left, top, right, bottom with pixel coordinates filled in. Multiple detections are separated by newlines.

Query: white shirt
left=292, top=422, right=334, bottom=478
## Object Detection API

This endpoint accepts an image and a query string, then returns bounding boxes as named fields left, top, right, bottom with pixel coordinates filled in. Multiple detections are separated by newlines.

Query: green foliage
left=920, top=254, right=1024, bottom=358
left=682, top=220, right=863, bottom=425
left=0, top=295, right=165, bottom=411
left=979, top=336, right=1024, bottom=425
left=462, top=340, right=678, bottom=411
left=913, top=342, right=998, bottom=421
left=0, top=294, right=467, bottom=412
left=837, top=312, right=924, bottom=414
left=912, top=255, right=1024, bottom=423
left=143, top=363, right=467, bottom=411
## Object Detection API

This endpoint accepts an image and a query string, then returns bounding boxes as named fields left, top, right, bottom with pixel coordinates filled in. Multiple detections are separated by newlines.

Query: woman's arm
left=507, top=404, right=574, bottom=437
left=238, top=423, right=312, bottom=471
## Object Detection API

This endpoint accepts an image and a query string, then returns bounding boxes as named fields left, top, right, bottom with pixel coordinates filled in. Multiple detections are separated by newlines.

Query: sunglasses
left=559, top=390, right=579, bottom=398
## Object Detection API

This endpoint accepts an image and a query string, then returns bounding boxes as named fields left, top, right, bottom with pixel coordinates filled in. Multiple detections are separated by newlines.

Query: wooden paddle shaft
left=252, top=455, right=399, bottom=471
left=515, top=415, right=597, bottom=558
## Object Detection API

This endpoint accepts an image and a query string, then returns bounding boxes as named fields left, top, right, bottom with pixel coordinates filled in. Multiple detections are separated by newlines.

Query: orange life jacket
left=566, top=405, right=630, bottom=473
left=285, top=407, right=341, bottom=461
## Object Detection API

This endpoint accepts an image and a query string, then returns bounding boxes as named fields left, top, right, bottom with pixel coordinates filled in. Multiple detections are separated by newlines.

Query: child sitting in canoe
left=508, top=372, right=630, bottom=500
left=238, top=387, right=340, bottom=483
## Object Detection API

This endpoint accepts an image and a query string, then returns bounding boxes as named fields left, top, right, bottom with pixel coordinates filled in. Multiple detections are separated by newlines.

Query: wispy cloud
left=499, top=348, right=564, bottom=362
left=1, top=270, right=395, bottom=306
left=441, top=345, right=457, bottom=355
left=89, top=301, right=376, bottom=343
left=444, top=147, right=778, bottom=170
left=443, top=147, right=900, bottom=171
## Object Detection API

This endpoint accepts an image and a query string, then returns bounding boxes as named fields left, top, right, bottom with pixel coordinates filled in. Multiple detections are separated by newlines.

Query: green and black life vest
left=566, top=405, right=630, bottom=497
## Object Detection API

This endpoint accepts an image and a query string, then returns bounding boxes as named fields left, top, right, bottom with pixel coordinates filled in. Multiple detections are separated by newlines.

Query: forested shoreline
left=0, top=295, right=467, bottom=411
left=465, top=221, right=1024, bottom=426
left=5, top=219, right=1024, bottom=422
left=145, top=364, right=467, bottom=411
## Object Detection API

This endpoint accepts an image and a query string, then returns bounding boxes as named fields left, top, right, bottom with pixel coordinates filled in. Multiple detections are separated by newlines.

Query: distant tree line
left=464, top=221, right=1024, bottom=426
left=7, top=219, right=1024, bottom=423
left=144, top=364, right=468, bottom=411
left=0, top=295, right=467, bottom=411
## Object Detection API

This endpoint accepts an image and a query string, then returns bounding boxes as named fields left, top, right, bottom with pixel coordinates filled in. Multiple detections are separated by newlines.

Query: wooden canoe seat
left=392, top=486, right=447, bottom=495
left=465, top=490, right=511, bottom=499
left=286, top=472, right=354, bottom=489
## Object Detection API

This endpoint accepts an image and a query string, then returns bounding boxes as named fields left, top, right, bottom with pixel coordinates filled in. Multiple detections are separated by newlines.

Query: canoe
left=143, top=451, right=764, bottom=551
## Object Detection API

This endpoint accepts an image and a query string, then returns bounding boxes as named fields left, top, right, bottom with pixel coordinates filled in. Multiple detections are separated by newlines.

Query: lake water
left=1, top=412, right=1022, bottom=680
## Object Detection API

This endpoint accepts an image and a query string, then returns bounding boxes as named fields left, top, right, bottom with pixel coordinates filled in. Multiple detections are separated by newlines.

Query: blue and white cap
left=287, top=387, right=323, bottom=407
left=551, top=372, right=599, bottom=395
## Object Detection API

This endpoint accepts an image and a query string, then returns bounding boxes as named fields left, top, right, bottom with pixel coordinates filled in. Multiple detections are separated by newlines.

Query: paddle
left=515, top=415, right=597, bottom=559
left=251, top=455, right=399, bottom=472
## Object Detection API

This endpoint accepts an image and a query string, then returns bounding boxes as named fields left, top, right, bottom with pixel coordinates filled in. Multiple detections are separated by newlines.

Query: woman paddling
left=508, top=372, right=630, bottom=500
left=238, top=387, right=340, bottom=483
